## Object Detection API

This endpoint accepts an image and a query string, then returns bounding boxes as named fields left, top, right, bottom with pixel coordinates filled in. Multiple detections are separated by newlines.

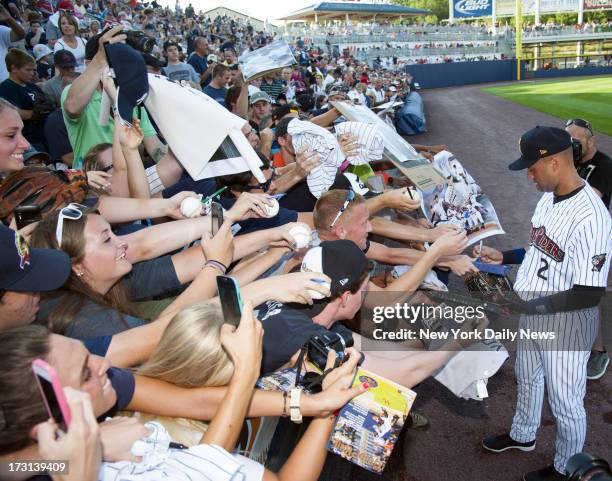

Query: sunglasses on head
left=56, top=203, right=87, bottom=249
left=329, top=189, right=355, bottom=228
left=244, top=168, right=275, bottom=193
left=565, top=118, right=593, bottom=135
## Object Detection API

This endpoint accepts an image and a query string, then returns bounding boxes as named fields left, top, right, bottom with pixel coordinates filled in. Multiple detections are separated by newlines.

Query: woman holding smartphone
left=0, top=305, right=366, bottom=480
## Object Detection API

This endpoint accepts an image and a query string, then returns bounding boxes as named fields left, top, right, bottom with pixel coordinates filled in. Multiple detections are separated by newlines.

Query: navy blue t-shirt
left=202, top=85, right=227, bottom=108
left=256, top=300, right=354, bottom=375
left=187, top=52, right=207, bottom=75
left=0, top=79, right=46, bottom=149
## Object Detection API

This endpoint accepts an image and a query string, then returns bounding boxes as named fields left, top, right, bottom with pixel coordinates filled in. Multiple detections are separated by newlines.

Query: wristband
left=204, top=259, right=227, bottom=275
left=290, top=388, right=302, bottom=424
left=281, top=391, right=289, bottom=418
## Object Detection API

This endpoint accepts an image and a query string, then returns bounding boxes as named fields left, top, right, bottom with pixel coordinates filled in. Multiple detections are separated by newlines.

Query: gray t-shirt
left=162, top=62, right=200, bottom=88
left=38, top=255, right=181, bottom=340
left=41, top=76, right=63, bottom=110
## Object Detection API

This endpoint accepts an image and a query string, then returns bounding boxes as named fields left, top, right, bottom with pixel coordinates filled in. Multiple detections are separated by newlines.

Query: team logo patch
left=591, top=254, right=606, bottom=272
left=339, top=278, right=349, bottom=286
left=530, top=225, right=565, bottom=262
left=539, top=149, right=548, bottom=156
left=14, top=233, right=31, bottom=269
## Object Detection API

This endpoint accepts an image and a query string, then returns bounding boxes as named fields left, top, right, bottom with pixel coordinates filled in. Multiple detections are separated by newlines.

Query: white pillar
left=535, top=0, right=541, bottom=25
left=491, top=0, right=497, bottom=33
left=577, top=0, right=584, bottom=24
left=449, top=0, right=455, bottom=24
left=315, top=13, right=318, bottom=24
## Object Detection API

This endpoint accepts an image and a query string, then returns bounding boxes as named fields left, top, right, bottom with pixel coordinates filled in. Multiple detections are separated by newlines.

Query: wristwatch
left=290, top=388, right=303, bottom=424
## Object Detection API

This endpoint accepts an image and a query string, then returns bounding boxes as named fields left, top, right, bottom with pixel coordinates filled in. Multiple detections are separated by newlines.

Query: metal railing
left=523, top=52, right=612, bottom=71
left=283, top=24, right=612, bottom=44
left=355, top=46, right=503, bottom=59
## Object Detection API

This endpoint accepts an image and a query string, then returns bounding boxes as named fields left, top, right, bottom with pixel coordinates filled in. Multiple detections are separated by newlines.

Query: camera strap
left=293, top=347, right=336, bottom=394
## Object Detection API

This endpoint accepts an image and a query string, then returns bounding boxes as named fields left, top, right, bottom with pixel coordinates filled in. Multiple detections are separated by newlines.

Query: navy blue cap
left=105, top=43, right=149, bottom=128
left=0, top=225, right=70, bottom=292
left=509, top=126, right=572, bottom=171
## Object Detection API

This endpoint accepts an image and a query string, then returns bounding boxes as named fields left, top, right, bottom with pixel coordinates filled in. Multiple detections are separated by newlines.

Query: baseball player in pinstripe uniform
left=476, top=127, right=612, bottom=481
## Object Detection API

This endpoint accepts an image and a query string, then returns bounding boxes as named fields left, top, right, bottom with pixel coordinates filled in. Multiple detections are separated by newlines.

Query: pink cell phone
left=32, top=359, right=71, bottom=429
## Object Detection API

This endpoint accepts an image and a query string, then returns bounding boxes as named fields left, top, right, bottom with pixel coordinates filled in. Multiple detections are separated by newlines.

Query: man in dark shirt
left=566, top=118, right=612, bottom=208
left=259, top=73, right=284, bottom=102
left=202, top=63, right=230, bottom=108
left=257, top=240, right=473, bottom=387
left=565, top=118, right=612, bottom=381
left=187, top=36, right=214, bottom=87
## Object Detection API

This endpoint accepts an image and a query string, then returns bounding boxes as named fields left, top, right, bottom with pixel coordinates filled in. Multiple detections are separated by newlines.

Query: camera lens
left=567, top=453, right=612, bottom=481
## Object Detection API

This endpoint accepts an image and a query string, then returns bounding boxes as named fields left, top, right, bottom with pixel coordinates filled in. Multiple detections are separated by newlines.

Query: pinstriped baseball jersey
left=514, top=182, right=612, bottom=296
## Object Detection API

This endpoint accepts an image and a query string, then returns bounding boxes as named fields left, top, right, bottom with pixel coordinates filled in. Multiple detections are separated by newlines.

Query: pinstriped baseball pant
left=509, top=312, right=598, bottom=474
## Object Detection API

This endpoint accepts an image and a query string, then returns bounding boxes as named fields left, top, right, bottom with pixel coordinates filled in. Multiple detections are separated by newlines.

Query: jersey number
left=537, top=258, right=549, bottom=280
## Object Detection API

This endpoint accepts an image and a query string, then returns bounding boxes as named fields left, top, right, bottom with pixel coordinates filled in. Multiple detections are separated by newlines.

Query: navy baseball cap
left=509, top=126, right=572, bottom=171
left=105, top=43, right=149, bottom=128
left=0, top=225, right=71, bottom=292
left=53, top=49, right=77, bottom=68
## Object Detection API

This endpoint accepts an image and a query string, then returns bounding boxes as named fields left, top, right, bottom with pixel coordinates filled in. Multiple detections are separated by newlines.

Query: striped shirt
left=259, top=79, right=284, bottom=101
left=514, top=182, right=611, bottom=296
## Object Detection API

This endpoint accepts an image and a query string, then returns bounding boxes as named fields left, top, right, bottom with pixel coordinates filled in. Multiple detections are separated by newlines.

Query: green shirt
left=61, top=86, right=157, bottom=169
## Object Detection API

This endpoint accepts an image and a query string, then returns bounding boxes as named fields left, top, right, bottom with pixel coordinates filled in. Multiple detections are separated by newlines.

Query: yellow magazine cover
left=327, top=368, right=417, bottom=474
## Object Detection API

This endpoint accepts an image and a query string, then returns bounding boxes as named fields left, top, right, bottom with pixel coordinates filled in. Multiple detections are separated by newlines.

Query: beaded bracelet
left=204, top=259, right=227, bottom=275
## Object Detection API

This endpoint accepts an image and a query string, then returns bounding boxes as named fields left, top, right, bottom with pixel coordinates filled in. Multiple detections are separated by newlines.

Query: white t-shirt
left=54, top=36, right=87, bottom=73
left=0, top=26, right=13, bottom=82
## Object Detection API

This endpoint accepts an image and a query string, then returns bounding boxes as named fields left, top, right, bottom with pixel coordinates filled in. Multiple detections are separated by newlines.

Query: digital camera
left=567, top=453, right=611, bottom=481
left=122, top=30, right=155, bottom=54
left=306, top=331, right=353, bottom=371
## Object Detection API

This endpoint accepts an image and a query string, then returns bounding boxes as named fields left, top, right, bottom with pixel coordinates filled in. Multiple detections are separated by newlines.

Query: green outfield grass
left=482, top=76, right=612, bottom=136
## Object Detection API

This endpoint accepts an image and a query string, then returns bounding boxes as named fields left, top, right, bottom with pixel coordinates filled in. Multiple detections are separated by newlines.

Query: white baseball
left=180, top=195, right=203, bottom=218
left=289, top=225, right=312, bottom=249
left=406, top=187, right=421, bottom=203
left=264, top=198, right=279, bottom=218
left=308, top=281, right=331, bottom=300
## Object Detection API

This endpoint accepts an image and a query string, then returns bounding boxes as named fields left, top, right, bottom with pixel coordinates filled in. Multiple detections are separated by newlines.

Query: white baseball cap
left=33, top=44, right=52, bottom=62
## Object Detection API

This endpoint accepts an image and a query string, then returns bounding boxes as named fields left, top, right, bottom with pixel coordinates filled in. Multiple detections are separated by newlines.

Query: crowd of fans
left=0, top=1, right=609, bottom=480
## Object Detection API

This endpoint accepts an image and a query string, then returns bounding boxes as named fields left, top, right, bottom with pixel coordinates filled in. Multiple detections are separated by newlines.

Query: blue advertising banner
left=453, top=0, right=493, bottom=17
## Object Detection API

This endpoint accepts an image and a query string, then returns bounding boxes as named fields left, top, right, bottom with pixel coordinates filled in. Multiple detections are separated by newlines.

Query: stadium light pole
left=515, top=0, right=522, bottom=80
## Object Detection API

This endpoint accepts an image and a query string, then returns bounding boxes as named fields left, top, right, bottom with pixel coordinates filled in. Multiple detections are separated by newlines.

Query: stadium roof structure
left=278, top=2, right=431, bottom=22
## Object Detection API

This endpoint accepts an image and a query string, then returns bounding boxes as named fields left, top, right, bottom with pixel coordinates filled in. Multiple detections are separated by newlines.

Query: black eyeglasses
left=565, top=118, right=593, bottom=135
left=329, top=189, right=355, bottom=228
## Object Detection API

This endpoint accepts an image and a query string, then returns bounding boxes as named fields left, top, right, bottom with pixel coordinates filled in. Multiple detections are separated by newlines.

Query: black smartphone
left=14, top=205, right=42, bottom=230
left=211, top=201, right=223, bottom=236
left=217, top=275, right=243, bottom=327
